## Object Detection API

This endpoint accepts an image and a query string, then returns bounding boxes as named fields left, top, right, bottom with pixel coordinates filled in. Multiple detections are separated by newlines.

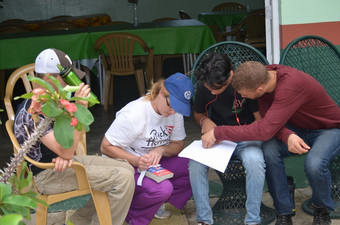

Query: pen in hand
left=130, top=147, right=152, bottom=169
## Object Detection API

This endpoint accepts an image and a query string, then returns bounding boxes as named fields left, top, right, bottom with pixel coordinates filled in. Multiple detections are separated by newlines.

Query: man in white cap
left=14, top=48, right=135, bottom=225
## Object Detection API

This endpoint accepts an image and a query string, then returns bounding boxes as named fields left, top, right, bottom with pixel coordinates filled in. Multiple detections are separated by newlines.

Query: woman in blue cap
left=101, top=73, right=194, bottom=225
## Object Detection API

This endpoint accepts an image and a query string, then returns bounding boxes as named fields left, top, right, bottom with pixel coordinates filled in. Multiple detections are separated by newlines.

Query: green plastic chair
left=280, top=35, right=340, bottom=218
left=190, top=41, right=275, bottom=225
left=190, top=41, right=269, bottom=100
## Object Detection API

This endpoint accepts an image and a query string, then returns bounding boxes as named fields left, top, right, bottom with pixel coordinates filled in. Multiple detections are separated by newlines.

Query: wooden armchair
left=179, top=10, right=192, bottom=19
left=0, top=25, right=29, bottom=33
left=215, top=11, right=265, bottom=49
left=4, top=63, right=35, bottom=121
left=212, top=2, right=246, bottom=12
left=94, top=32, right=154, bottom=112
left=49, top=15, right=73, bottom=20
left=0, top=19, right=26, bottom=25
left=40, top=21, right=77, bottom=31
left=108, top=21, right=131, bottom=25
left=152, top=17, right=177, bottom=22
left=4, top=63, right=111, bottom=225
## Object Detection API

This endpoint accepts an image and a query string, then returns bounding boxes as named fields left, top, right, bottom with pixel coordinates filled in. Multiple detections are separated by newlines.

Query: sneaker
left=275, top=214, right=293, bottom=225
left=313, top=206, right=331, bottom=225
left=198, top=222, right=211, bottom=225
left=154, top=204, right=171, bottom=219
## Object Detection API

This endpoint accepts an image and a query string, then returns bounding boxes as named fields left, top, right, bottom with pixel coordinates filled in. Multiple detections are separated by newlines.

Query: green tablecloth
left=198, top=11, right=247, bottom=31
left=0, top=19, right=216, bottom=70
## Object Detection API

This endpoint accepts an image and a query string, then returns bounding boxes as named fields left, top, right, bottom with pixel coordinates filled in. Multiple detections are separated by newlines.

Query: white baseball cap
left=35, top=48, right=85, bottom=79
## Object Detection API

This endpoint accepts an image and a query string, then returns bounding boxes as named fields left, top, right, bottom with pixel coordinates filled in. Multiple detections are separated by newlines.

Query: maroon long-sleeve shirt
left=214, top=64, right=340, bottom=144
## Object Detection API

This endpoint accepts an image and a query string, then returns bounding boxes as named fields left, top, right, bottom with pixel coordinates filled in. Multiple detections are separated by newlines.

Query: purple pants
left=125, top=156, right=192, bottom=225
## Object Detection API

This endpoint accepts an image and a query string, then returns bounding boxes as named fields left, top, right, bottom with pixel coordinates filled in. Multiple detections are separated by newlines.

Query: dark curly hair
left=195, top=52, right=232, bottom=89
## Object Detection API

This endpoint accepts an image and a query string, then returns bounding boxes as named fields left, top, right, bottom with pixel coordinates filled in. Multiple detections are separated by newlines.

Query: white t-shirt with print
left=105, top=97, right=186, bottom=156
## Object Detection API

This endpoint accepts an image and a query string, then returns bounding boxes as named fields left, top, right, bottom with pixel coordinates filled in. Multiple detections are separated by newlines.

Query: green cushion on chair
left=30, top=194, right=91, bottom=214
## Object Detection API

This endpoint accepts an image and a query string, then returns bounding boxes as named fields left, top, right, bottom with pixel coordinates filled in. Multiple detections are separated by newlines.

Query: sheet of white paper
left=179, top=140, right=237, bottom=173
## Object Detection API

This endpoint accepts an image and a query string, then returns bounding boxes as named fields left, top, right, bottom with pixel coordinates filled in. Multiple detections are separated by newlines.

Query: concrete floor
left=184, top=188, right=340, bottom=225
left=20, top=188, right=340, bottom=225
left=1, top=80, right=340, bottom=224
left=68, top=104, right=340, bottom=225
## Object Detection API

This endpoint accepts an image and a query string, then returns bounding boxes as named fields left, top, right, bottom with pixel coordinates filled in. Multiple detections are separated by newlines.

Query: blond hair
left=144, top=79, right=170, bottom=100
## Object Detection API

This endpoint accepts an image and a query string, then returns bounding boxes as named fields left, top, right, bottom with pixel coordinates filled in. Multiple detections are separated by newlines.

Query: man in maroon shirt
left=201, top=61, right=340, bottom=225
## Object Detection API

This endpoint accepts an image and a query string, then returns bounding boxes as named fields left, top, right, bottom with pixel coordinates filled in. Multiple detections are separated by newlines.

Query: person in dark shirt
left=202, top=61, right=340, bottom=225
left=190, top=53, right=265, bottom=225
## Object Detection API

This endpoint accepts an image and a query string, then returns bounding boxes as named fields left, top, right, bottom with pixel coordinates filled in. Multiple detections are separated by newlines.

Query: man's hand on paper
left=179, top=140, right=237, bottom=173
left=201, top=128, right=217, bottom=148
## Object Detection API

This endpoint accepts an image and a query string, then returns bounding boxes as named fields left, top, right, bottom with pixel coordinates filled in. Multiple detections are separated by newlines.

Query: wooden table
left=198, top=11, right=247, bottom=31
left=0, top=19, right=216, bottom=102
left=0, top=14, right=112, bottom=31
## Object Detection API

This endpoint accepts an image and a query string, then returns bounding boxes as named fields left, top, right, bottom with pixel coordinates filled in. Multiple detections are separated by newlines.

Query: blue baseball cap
left=164, top=73, right=194, bottom=117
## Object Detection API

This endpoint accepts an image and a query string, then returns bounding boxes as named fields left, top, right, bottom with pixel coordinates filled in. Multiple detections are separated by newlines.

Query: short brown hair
left=231, top=61, right=270, bottom=91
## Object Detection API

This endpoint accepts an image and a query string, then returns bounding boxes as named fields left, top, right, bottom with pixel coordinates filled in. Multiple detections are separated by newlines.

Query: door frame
left=265, top=0, right=280, bottom=64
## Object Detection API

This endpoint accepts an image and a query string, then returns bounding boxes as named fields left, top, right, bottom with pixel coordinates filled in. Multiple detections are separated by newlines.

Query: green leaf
left=2, top=195, right=37, bottom=209
left=1, top=205, right=12, bottom=215
left=37, top=94, right=52, bottom=101
left=74, top=122, right=83, bottom=131
left=66, top=92, right=72, bottom=100
left=54, top=114, right=74, bottom=149
left=69, top=96, right=100, bottom=105
left=18, top=172, right=33, bottom=194
left=14, top=93, right=33, bottom=100
left=6, top=206, right=30, bottom=221
left=0, top=183, right=12, bottom=200
left=26, top=195, right=49, bottom=207
left=74, top=104, right=94, bottom=126
left=84, top=124, right=90, bottom=132
left=20, top=191, right=37, bottom=198
left=0, top=214, right=23, bottom=225
left=9, top=175, right=19, bottom=191
left=68, top=96, right=90, bottom=102
left=4, top=205, right=30, bottom=220
left=46, top=75, right=66, bottom=99
left=18, top=162, right=28, bottom=181
left=63, top=85, right=80, bottom=92
left=41, top=101, right=63, bottom=117
left=27, top=75, right=55, bottom=94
